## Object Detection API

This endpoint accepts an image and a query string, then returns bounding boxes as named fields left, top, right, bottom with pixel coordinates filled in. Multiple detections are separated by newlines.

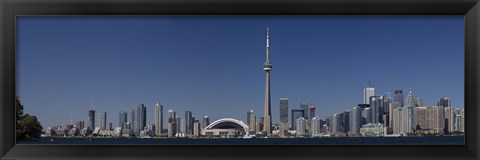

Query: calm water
left=18, top=136, right=464, bottom=145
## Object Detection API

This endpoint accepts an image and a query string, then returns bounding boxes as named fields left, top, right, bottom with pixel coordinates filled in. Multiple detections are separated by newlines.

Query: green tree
left=16, top=96, right=43, bottom=140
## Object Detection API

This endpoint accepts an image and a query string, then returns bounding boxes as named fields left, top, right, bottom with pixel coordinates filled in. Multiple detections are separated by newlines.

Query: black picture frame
left=1, top=0, right=479, bottom=159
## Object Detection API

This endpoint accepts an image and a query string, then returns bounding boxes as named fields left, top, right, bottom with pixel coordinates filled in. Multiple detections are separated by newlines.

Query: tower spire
left=266, top=26, right=270, bottom=63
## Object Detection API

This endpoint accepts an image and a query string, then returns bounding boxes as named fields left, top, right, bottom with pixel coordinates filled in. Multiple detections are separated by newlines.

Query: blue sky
left=17, top=16, right=464, bottom=129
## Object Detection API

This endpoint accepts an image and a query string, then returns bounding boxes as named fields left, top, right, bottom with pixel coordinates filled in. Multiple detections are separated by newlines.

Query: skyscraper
left=75, top=121, right=84, bottom=129
left=263, top=27, right=273, bottom=136
left=131, top=109, right=136, bottom=133
left=247, top=110, right=253, bottom=126
left=414, top=98, right=424, bottom=107
left=362, top=107, right=372, bottom=124
left=202, top=116, right=210, bottom=129
left=369, top=96, right=384, bottom=124
left=349, top=106, right=362, bottom=136
left=249, top=113, right=257, bottom=134
left=413, top=106, right=445, bottom=134
left=154, top=103, right=163, bottom=136
left=167, top=109, right=176, bottom=138
left=88, top=109, right=95, bottom=130
left=406, top=88, right=415, bottom=107
left=308, top=106, right=316, bottom=125
left=295, top=117, right=306, bottom=137
left=300, top=102, right=309, bottom=118
left=363, top=79, right=375, bottom=104
left=279, top=98, right=288, bottom=124
left=331, top=113, right=342, bottom=134
left=291, top=109, right=304, bottom=130
left=311, top=117, right=321, bottom=137
left=394, top=89, right=404, bottom=107
left=119, top=111, right=127, bottom=129
left=98, top=112, right=107, bottom=129
left=185, top=110, right=193, bottom=135
left=135, top=104, right=147, bottom=136
left=342, top=110, right=350, bottom=134
left=437, top=98, right=451, bottom=108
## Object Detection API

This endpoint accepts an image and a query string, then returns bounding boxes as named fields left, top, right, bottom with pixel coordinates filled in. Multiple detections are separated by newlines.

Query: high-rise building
left=75, top=121, right=84, bottom=129
left=131, top=109, right=136, bottom=133
left=88, top=109, right=95, bottom=130
left=311, top=117, right=321, bottom=137
left=331, top=113, right=343, bottom=134
left=413, top=106, right=445, bottom=134
left=249, top=113, right=256, bottom=134
left=361, top=107, right=372, bottom=124
left=296, top=117, right=306, bottom=137
left=119, top=111, right=127, bottom=129
left=247, top=110, right=253, bottom=126
left=392, top=107, right=402, bottom=135
left=98, top=112, right=107, bottom=129
left=405, top=88, right=415, bottom=107
left=437, top=98, right=451, bottom=108
left=154, top=103, right=163, bottom=136
left=202, top=116, right=210, bottom=129
left=394, top=89, right=404, bottom=107
left=400, top=106, right=414, bottom=135
left=363, top=79, right=375, bottom=105
left=185, top=110, right=193, bottom=135
left=167, top=109, right=176, bottom=138
left=414, top=98, right=423, bottom=107
left=444, top=107, right=455, bottom=133
left=349, top=106, right=362, bottom=136
left=280, top=98, right=289, bottom=124
left=454, top=108, right=464, bottom=132
left=193, top=120, right=200, bottom=137
left=342, top=110, right=350, bottom=134
left=291, top=109, right=304, bottom=130
left=175, top=115, right=181, bottom=134
left=300, top=102, right=309, bottom=118
left=369, top=96, right=384, bottom=124
left=308, top=106, right=316, bottom=126
left=108, top=122, right=112, bottom=131
left=262, top=27, right=273, bottom=137
left=135, top=104, right=147, bottom=136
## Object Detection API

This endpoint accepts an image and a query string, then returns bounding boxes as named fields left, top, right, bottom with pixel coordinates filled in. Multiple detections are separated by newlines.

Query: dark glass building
left=291, top=109, right=304, bottom=130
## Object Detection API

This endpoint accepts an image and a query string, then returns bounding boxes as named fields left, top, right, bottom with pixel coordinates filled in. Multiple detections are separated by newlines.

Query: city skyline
left=17, top=16, right=464, bottom=129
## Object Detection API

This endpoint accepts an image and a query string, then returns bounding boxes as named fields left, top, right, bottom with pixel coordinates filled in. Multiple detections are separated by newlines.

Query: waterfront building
left=392, top=107, right=402, bottom=135
left=342, top=110, right=350, bottom=133
left=369, top=96, right=384, bottom=124
left=394, top=89, right=404, bottom=107
left=175, top=115, right=181, bottom=134
left=437, top=98, right=451, bottom=108
left=296, top=117, right=306, bottom=137
left=400, top=106, right=414, bottom=135
left=125, top=122, right=131, bottom=130
left=98, top=112, right=107, bottom=130
left=202, top=116, right=210, bottom=129
left=88, top=109, right=95, bottom=130
left=308, top=106, right=316, bottom=128
left=444, top=107, right=455, bottom=133
left=280, top=98, right=289, bottom=125
left=364, top=79, right=375, bottom=105
left=249, top=113, right=256, bottom=134
left=360, top=123, right=384, bottom=137
left=203, top=118, right=249, bottom=137
left=247, top=110, right=253, bottom=126
left=262, top=27, right=273, bottom=137
left=154, top=102, right=163, bottom=136
left=75, top=121, right=84, bottom=130
left=454, top=108, right=464, bottom=132
left=291, top=109, right=304, bottom=130
left=185, top=110, right=193, bottom=135
left=119, top=111, right=127, bottom=129
left=311, top=117, right=321, bottom=137
left=331, top=113, right=342, bottom=134
left=413, top=106, right=445, bottom=134
left=349, top=106, right=362, bottom=136
left=362, top=107, right=372, bottom=124
left=108, top=123, right=112, bottom=131
left=193, top=120, right=201, bottom=137
left=135, top=104, right=147, bottom=136
left=131, top=109, right=136, bottom=134
left=255, top=122, right=262, bottom=135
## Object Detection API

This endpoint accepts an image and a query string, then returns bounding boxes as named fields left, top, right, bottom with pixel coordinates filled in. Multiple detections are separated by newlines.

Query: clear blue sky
left=17, top=16, right=464, bottom=129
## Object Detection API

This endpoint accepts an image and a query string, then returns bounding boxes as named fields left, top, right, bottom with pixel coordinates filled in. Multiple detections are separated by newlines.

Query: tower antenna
left=368, top=78, right=372, bottom=88
left=91, top=98, right=96, bottom=110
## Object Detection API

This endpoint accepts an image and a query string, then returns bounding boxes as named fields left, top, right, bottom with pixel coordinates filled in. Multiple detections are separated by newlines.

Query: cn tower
left=263, top=27, right=272, bottom=136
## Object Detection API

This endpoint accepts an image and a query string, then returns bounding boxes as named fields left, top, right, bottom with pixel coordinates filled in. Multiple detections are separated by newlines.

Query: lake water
left=17, top=136, right=464, bottom=145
